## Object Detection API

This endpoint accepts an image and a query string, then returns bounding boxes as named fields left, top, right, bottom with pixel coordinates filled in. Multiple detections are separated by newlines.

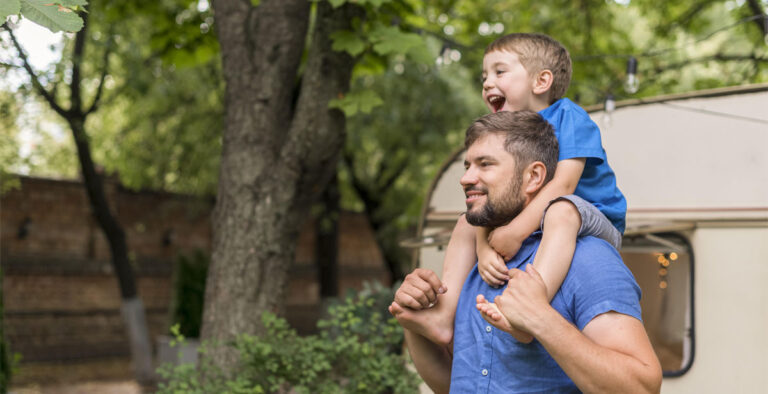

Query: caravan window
left=621, top=232, right=694, bottom=376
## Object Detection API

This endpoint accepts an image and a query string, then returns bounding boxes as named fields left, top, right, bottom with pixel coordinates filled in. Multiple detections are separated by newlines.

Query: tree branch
left=746, top=0, right=767, bottom=35
left=85, top=27, right=115, bottom=116
left=0, top=62, right=21, bottom=69
left=653, top=0, right=719, bottom=36
left=4, top=24, right=68, bottom=118
left=70, top=12, right=89, bottom=114
left=377, top=156, right=409, bottom=193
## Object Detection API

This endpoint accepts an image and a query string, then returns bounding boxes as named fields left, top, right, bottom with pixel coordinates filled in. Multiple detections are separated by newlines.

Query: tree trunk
left=69, top=117, right=154, bottom=384
left=316, top=172, right=339, bottom=299
left=202, top=0, right=358, bottom=370
left=7, top=9, right=155, bottom=383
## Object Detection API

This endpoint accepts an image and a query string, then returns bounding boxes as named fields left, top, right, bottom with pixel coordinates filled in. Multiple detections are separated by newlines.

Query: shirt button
left=482, top=369, right=489, bottom=376
left=485, top=326, right=492, bottom=332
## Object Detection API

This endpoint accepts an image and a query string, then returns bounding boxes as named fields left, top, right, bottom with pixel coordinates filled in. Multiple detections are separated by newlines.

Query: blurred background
left=0, top=0, right=767, bottom=392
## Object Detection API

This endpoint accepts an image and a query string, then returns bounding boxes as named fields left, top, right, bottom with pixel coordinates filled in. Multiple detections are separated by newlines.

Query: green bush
left=157, top=282, right=419, bottom=394
left=170, top=250, right=210, bottom=338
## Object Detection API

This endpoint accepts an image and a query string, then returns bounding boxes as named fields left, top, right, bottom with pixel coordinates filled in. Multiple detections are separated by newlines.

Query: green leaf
left=369, top=26, right=426, bottom=58
left=50, top=0, right=87, bottom=6
left=0, top=0, right=21, bottom=21
left=328, top=0, right=345, bottom=8
left=330, top=30, right=365, bottom=56
left=19, top=0, right=85, bottom=32
left=328, top=89, right=383, bottom=117
left=250, top=0, right=260, bottom=6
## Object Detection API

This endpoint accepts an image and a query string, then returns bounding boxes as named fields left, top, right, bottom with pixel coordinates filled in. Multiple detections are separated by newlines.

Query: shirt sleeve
left=555, top=103, right=607, bottom=164
left=562, top=238, right=642, bottom=330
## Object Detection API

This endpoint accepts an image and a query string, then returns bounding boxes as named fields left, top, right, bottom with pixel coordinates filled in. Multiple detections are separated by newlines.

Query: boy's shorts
left=541, top=194, right=622, bottom=250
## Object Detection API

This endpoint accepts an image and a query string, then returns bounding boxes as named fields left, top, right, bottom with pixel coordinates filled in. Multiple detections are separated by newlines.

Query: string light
left=625, top=56, right=639, bottom=94
left=602, top=94, right=615, bottom=127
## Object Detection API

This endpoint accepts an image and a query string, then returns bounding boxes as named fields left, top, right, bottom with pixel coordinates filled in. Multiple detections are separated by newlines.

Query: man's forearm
left=403, top=329, right=452, bottom=394
left=530, top=309, right=662, bottom=393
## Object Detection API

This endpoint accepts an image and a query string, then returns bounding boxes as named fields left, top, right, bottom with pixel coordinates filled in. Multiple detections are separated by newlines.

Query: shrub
left=157, top=282, right=419, bottom=394
left=170, top=250, right=209, bottom=338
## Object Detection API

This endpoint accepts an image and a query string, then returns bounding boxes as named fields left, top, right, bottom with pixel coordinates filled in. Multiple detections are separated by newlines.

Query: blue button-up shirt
left=450, top=234, right=642, bottom=393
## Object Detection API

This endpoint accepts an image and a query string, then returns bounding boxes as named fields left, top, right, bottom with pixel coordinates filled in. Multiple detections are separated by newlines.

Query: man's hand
left=392, top=268, right=446, bottom=310
left=495, top=264, right=550, bottom=333
left=488, top=224, right=523, bottom=261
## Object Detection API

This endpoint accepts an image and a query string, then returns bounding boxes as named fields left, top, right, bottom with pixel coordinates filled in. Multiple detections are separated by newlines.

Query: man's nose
left=460, top=166, right=477, bottom=187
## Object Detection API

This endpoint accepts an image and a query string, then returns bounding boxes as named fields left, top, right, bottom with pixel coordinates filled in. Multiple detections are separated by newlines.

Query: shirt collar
left=506, top=232, right=541, bottom=269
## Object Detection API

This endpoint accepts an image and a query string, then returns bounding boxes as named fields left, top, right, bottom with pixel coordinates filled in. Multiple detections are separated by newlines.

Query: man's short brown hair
left=465, top=110, right=558, bottom=183
left=485, top=33, right=572, bottom=103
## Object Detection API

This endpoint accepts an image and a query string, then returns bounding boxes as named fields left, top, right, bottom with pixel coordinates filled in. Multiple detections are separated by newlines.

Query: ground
left=10, top=358, right=142, bottom=394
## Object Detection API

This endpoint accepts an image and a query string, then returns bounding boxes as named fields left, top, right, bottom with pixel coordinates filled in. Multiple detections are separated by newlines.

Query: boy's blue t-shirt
left=539, top=98, right=627, bottom=233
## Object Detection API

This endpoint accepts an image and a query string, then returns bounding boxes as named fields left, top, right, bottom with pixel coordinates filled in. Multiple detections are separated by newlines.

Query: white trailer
left=408, top=83, right=768, bottom=392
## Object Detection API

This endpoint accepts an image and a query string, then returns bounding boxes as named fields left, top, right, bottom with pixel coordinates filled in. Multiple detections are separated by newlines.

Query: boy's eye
left=496, top=70, right=505, bottom=76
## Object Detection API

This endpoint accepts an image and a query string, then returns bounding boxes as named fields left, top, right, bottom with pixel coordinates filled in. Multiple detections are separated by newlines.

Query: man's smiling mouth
left=464, top=187, right=487, bottom=205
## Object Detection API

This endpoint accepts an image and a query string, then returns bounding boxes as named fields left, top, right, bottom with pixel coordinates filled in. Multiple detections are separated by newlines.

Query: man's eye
left=480, top=161, right=491, bottom=167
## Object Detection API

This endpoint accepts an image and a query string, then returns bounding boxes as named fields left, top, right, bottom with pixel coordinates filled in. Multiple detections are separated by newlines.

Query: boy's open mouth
left=488, top=95, right=505, bottom=112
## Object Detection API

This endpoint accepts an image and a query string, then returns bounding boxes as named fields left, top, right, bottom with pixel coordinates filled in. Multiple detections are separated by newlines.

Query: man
left=389, top=111, right=662, bottom=393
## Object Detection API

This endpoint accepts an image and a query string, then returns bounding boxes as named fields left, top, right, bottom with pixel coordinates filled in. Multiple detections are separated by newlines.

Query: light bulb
left=625, top=56, right=639, bottom=94
left=602, top=94, right=615, bottom=127
left=605, top=94, right=616, bottom=113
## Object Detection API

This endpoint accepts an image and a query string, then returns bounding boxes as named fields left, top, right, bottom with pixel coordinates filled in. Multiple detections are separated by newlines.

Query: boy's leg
left=531, top=198, right=582, bottom=301
left=391, top=214, right=477, bottom=347
left=548, top=195, right=622, bottom=249
left=475, top=294, right=533, bottom=343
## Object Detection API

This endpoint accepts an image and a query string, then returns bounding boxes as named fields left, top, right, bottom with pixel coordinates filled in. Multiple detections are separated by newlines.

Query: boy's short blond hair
left=486, top=33, right=572, bottom=103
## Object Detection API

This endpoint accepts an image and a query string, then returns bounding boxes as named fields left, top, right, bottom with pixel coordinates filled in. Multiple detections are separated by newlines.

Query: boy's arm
left=476, top=226, right=511, bottom=286
left=488, top=157, right=585, bottom=257
left=489, top=158, right=585, bottom=300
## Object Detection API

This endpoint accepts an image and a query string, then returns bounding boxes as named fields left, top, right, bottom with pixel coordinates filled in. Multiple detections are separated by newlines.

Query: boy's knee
left=544, top=199, right=582, bottom=229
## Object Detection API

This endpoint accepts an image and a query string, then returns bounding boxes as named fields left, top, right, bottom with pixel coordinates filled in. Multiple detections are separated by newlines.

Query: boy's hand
left=488, top=224, right=523, bottom=261
left=477, top=245, right=508, bottom=287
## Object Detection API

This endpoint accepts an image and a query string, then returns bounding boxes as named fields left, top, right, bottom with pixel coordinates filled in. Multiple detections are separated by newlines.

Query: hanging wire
left=657, top=101, right=768, bottom=125
left=572, top=14, right=767, bottom=61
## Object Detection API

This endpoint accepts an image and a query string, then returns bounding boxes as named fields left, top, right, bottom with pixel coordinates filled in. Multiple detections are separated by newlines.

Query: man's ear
left=532, top=70, right=554, bottom=95
left=523, top=161, right=548, bottom=194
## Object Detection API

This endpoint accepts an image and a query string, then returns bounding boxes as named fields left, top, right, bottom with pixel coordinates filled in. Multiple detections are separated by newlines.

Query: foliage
left=170, top=250, right=210, bottom=338
left=1, top=0, right=87, bottom=33
left=340, top=51, right=484, bottom=277
left=157, top=282, right=419, bottom=394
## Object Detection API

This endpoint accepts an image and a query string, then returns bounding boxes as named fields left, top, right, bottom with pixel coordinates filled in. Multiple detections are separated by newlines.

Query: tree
left=3, top=6, right=156, bottom=384
left=201, top=0, right=360, bottom=368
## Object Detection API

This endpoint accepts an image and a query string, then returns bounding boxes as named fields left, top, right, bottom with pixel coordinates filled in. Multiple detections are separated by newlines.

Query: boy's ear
left=532, top=70, right=554, bottom=96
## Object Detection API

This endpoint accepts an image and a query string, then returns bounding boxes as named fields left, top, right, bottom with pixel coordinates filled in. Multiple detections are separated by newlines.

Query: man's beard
left=465, top=175, right=525, bottom=228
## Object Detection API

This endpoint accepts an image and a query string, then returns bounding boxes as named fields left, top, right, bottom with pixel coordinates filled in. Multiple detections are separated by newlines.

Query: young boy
left=389, top=33, right=626, bottom=345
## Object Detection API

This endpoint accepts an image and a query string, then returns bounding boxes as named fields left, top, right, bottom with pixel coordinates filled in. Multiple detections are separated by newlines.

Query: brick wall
left=1, top=176, right=390, bottom=364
